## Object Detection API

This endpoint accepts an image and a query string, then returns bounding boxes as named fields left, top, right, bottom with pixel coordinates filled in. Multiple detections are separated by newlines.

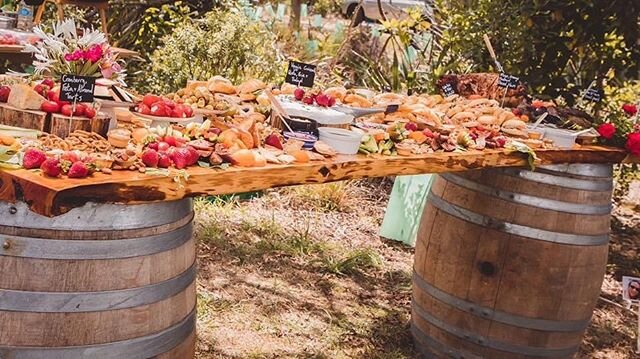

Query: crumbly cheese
left=7, top=84, right=46, bottom=110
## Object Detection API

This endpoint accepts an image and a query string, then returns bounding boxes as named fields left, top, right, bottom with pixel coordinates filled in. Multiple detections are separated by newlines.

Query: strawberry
left=164, top=136, right=178, bottom=147
left=67, top=161, right=89, bottom=178
left=186, top=146, right=199, bottom=165
left=141, top=149, right=159, bottom=167
left=294, top=88, right=305, bottom=101
left=169, top=147, right=190, bottom=169
left=137, top=103, right=151, bottom=115
left=142, top=94, right=162, bottom=107
left=40, top=157, right=61, bottom=177
left=61, top=151, right=81, bottom=163
left=328, top=96, right=336, bottom=107
left=23, top=148, right=46, bottom=169
left=157, top=152, right=172, bottom=168
left=315, top=94, right=330, bottom=107
left=41, top=78, right=54, bottom=88
left=302, top=96, right=314, bottom=105
left=147, top=142, right=159, bottom=151
left=264, top=134, right=283, bottom=150
left=157, top=141, right=170, bottom=152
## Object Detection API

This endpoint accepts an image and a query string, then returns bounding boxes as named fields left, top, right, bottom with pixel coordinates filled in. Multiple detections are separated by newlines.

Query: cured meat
left=438, top=73, right=527, bottom=107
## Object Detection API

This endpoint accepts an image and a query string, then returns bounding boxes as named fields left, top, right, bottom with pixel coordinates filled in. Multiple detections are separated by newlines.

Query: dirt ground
left=193, top=178, right=640, bottom=359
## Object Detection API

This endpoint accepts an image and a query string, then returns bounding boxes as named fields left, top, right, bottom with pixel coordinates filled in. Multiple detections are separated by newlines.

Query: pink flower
left=64, top=53, right=73, bottom=62
left=100, top=63, right=114, bottom=78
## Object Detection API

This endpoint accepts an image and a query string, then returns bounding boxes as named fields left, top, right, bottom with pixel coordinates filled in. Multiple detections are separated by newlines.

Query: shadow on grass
left=195, top=197, right=417, bottom=358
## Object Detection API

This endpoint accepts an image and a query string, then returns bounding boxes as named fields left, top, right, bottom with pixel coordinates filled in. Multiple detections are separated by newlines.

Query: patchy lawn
left=193, top=179, right=640, bottom=358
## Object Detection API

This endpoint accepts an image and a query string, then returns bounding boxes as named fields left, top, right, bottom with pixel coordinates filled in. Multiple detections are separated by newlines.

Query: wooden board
left=0, top=103, right=48, bottom=132
left=0, top=146, right=629, bottom=217
left=50, top=113, right=111, bottom=138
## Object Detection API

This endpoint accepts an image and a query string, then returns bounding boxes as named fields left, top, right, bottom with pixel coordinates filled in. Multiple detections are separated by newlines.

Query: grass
left=194, top=178, right=640, bottom=358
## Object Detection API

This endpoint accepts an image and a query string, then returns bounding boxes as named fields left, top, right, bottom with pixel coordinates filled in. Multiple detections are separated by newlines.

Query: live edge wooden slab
left=0, top=146, right=629, bottom=217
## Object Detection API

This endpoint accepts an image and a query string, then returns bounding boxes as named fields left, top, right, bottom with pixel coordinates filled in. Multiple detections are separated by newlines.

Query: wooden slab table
left=0, top=145, right=631, bottom=358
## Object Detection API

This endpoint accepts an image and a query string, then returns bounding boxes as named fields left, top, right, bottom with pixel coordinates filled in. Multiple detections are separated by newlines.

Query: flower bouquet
left=596, top=103, right=640, bottom=158
left=25, top=19, right=125, bottom=84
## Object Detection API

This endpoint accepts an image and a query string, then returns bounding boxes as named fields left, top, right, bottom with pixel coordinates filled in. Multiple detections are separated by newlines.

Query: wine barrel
left=0, top=199, right=196, bottom=359
left=412, top=164, right=613, bottom=359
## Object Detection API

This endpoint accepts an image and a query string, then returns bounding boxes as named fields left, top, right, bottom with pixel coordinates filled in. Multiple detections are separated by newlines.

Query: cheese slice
left=7, top=84, right=46, bottom=110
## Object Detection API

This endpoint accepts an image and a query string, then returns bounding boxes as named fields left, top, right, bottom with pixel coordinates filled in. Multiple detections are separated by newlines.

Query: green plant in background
left=311, top=0, right=342, bottom=16
left=436, top=0, right=640, bottom=105
left=143, top=7, right=284, bottom=94
left=335, top=7, right=465, bottom=92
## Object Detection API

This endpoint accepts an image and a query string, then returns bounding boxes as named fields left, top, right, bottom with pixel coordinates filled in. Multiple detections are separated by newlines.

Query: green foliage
left=311, top=0, right=342, bottom=16
left=436, top=0, right=640, bottom=104
left=142, top=7, right=284, bottom=94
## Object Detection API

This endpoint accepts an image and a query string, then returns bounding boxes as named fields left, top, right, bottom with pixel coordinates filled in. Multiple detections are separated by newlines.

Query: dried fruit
left=141, top=149, right=159, bottom=167
left=68, top=161, right=90, bottom=178
left=40, top=157, right=61, bottom=177
left=23, top=148, right=47, bottom=169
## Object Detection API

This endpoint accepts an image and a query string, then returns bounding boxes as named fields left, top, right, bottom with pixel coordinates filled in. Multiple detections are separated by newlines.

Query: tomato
left=137, top=103, right=151, bottom=115
left=150, top=103, right=168, bottom=117
left=142, top=94, right=162, bottom=107
left=73, top=103, right=86, bottom=116
left=40, top=100, right=60, bottom=113
left=84, top=106, right=97, bottom=119
left=60, top=104, right=73, bottom=117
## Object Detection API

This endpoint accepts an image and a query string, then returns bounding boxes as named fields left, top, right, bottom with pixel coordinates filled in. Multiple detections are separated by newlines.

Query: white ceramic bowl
left=318, top=127, right=363, bottom=155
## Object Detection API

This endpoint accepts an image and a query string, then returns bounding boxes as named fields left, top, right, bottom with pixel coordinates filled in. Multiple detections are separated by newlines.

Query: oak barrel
left=0, top=199, right=196, bottom=359
left=412, top=164, right=613, bottom=358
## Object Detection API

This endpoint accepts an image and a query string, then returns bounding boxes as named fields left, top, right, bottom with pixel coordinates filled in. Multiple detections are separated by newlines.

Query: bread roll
left=237, top=79, right=266, bottom=94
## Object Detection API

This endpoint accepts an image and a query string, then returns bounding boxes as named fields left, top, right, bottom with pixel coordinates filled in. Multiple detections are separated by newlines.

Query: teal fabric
left=380, top=175, right=434, bottom=247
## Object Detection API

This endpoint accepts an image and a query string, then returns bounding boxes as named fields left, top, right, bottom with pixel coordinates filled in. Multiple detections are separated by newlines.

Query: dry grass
left=194, top=178, right=640, bottom=359
left=194, top=179, right=416, bottom=358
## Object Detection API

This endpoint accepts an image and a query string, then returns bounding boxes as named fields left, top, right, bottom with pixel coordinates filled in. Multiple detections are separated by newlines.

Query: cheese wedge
left=7, top=84, right=46, bottom=110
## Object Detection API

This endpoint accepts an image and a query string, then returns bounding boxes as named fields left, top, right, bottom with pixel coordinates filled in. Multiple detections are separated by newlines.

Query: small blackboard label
left=285, top=61, right=316, bottom=88
left=497, top=73, right=520, bottom=89
left=441, top=83, right=455, bottom=97
left=60, top=74, right=95, bottom=103
left=583, top=88, right=602, bottom=103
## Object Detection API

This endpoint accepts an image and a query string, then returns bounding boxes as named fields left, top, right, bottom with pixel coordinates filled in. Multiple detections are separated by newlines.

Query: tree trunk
left=291, top=0, right=301, bottom=30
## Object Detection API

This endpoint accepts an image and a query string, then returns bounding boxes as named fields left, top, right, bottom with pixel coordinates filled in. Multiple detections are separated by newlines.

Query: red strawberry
left=142, top=94, right=162, bottom=107
left=67, top=161, right=90, bottom=178
left=141, top=149, right=159, bottom=167
left=186, top=146, right=199, bottom=165
left=137, top=103, right=151, bottom=115
left=157, top=141, right=170, bottom=152
left=157, top=153, right=171, bottom=168
left=169, top=147, right=190, bottom=169
left=328, top=96, right=336, bottom=107
left=164, top=136, right=178, bottom=147
left=40, top=157, right=61, bottom=177
left=264, top=134, right=283, bottom=150
left=42, top=78, right=54, bottom=88
left=315, top=94, right=330, bottom=107
left=294, top=88, right=305, bottom=101
left=147, top=142, right=159, bottom=151
left=23, top=148, right=46, bottom=169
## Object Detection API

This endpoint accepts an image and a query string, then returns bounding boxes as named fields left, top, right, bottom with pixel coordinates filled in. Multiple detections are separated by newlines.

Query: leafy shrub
left=142, top=7, right=284, bottom=94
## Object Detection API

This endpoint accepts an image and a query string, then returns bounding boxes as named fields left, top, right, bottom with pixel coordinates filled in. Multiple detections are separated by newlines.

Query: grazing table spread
left=0, top=145, right=631, bottom=359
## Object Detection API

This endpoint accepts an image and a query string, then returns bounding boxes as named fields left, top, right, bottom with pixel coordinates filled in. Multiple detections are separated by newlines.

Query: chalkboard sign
left=441, top=83, right=456, bottom=97
left=285, top=61, right=316, bottom=88
left=497, top=73, right=520, bottom=89
left=60, top=74, right=95, bottom=103
left=583, top=88, right=603, bottom=103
